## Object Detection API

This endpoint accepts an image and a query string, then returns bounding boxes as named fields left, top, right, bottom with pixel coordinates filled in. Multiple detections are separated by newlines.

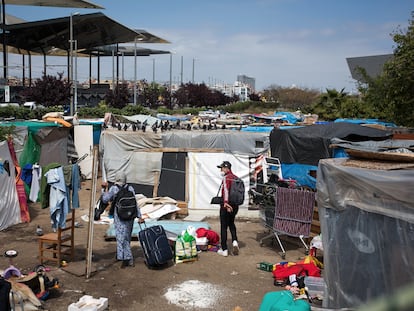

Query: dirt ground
left=0, top=179, right=311, bottom=311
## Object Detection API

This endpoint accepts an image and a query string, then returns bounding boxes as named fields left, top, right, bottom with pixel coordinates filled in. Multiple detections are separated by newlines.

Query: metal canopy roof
left=2, top=12, right=169, bottom=55
left=82, top=45, right=170, bottom=57
left=2, top=0, right=104, bottom=9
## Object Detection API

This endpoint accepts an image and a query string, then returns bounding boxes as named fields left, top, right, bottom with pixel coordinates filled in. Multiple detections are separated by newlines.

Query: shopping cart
left=259, top=186, right=316, bottom=259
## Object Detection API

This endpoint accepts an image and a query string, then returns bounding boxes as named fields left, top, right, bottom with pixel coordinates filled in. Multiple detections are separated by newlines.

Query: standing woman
left=101, top=171, right=141, bottom=268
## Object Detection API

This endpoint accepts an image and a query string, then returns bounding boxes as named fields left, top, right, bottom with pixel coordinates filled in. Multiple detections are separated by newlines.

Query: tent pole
left=2, top=0, right=6, bottom=81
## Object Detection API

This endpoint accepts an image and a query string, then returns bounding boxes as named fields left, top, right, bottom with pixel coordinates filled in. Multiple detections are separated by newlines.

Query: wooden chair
left=38, top=209, right=75, bottom=267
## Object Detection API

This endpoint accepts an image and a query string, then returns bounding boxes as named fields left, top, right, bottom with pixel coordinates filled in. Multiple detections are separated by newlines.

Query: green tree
left=173, top=83, right=233, bottom=108
left=140, top=81, right=169, bottom=108
left=360, top=11, right=414, bottom=127
left=305, top=88, right=348, bottom=121
left=20, top=72, right=70, bottom=107
left=261, top=85, right=319, bottom=110
left=105, top=82, right=130, bottom=109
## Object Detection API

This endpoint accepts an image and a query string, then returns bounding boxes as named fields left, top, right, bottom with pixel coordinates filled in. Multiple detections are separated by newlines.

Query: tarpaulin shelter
left=270, top=122, right=392, bottom=166
left=1, top=120, right=75, bottom=167
left=0, top=140, right=21, bottom=230
left=317, top=158, right=414, bottom=309
left=99, top=129, right=270, bottom=209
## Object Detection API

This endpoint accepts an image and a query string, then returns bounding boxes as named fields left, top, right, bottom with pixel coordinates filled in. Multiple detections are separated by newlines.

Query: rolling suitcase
left=138, top=222, right=173, bottom=268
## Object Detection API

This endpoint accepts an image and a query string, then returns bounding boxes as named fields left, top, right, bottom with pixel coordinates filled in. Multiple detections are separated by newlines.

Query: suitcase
left=138, top=222, right=173, bottom=268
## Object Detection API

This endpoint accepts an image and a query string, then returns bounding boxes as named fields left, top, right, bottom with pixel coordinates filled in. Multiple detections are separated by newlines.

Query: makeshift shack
left=269, top=122, right=392, bottom=189
left=317, top=158, right=414, bottom=309
left=0, top=140, right=21, bottom=230
left=99, top=129, right=270, bottom=209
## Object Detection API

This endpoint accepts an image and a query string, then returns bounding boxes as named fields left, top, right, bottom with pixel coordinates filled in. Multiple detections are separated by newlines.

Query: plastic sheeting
left=270, top=122, right=392, bottom=165
left=317, top=158, right=414, bottom=308
left=187, top=153, right=250, bottom=209
left=0, top=141, right=21, bottom=231
left=99, top=130, right=163, bottom=184
left=162, top=131, right=269, bottom=156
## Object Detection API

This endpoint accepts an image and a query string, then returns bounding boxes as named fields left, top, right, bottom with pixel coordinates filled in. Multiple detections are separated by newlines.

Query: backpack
left=115, top=185, right=138, bottom=221
left=229, top=176, right=245, bottom=206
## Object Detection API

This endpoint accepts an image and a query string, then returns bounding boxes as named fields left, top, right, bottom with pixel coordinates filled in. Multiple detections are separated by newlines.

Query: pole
left=111, top=48, right=114, bottom=90
left=180, top=56, right=183, bottom=85
left=2, top=0, right=6, bottom=81
left=152, top=58, right=155, bottom=84
left=169, top=53, right=172, bottom=109
left=192, top=58, right=195, bottom=83
left=86, top=145, right=99, bottom=279
left=74, top=40, right=78, bottom=113
left=69, top=13, right=73, bottom=115
left=133, top=38, right=137, bottom=105
left=121, top=52, right=124, bottom=82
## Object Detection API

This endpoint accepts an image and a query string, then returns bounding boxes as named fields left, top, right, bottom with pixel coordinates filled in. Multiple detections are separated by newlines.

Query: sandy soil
left=0, top=179, right=310, bottom=311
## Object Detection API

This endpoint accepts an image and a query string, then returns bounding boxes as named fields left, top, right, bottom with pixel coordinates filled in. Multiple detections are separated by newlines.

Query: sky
left=5, top=0, right=413, bottom=93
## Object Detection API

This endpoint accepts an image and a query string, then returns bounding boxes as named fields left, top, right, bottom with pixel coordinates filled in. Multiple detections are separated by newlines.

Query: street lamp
left=169, top=52, right=173, bottom=108
left=69, top=12, right=80, bottom=116
left=192, top=58, right=196, bottom=83
left=133, top=37, right=144, bottom=105
left=152, top=58, right=155, bottom=84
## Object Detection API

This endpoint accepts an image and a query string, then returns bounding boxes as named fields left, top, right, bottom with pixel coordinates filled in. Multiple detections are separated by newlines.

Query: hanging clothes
left=40, top=163, right=61, bottom=209
left=71, top=163, right=81, bottom=208
left=29, top=164, right=42, bottom=202
left=45, top=166, right=68, bottom=229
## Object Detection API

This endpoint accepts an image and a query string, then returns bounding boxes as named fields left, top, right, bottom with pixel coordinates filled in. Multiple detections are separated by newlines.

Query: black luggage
left=138, top=222, right=173, bottom=268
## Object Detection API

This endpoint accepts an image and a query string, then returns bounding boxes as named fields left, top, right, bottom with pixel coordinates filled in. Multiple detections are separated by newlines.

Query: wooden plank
left=153, top=171, right=160, bottom=197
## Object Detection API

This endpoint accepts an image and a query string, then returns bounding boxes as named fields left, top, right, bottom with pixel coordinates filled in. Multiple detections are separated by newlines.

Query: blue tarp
left=273, top=111, right=303, bottom=124
left=281, top=163, right=318, bottom=189
left=334, top=118, right=396, bottom=127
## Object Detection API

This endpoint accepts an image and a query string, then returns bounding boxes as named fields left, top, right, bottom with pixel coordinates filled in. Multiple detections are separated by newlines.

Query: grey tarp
left=317, top=158, right=414, bottom=308
left=34, top=127, right=70, bottom=166
left=162, top=130, right=269, bottom=156
left=99, top=130, right=163, bottom=185
left=0, top=140, right=21, bottom=230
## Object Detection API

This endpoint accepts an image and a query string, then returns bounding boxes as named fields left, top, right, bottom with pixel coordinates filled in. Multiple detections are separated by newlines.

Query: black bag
left=229, top=176, right=245, bottom=206
left=210, top=184, right=223, bottom=205
left=94, top=199, right=107, bottom=221
left=210, top=196, right=223, bottom=204
left=115, top=185, right=138, bottom=221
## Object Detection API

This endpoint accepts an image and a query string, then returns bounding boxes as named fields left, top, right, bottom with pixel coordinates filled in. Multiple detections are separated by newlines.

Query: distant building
left=237, top=74, right=255, bottom=92
left=346, top=54, right=393, bottom=84
left=209, top=81, right=251, bottom=102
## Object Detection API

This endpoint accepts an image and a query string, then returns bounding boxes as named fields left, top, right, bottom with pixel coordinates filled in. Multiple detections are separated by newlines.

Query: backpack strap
left=109, top=184, right=122, bottom=216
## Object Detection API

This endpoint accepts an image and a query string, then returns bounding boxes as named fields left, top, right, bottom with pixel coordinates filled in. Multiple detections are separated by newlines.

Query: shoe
left=121, top=260, right=135, bottom=268
left=232, top=241, right=239, bottom=255
left=217, top=249, right=228, bottom=257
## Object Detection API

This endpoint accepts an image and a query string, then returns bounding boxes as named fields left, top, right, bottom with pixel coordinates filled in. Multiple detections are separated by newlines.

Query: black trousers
left=219, top=205, right=239, bottom=250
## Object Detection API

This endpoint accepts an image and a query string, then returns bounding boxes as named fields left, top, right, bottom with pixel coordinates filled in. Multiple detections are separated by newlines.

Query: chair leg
left=38, top=241, right=43, bottom=264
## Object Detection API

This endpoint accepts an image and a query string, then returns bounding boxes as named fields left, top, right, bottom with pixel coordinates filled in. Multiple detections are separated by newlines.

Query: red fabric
left=272, top=262, right=321, bottom=281
left=221, top=171, right=237, bottom=204
left=7, top=138, right=30, bottom=223
left=196, top=228, right=220, bottom=245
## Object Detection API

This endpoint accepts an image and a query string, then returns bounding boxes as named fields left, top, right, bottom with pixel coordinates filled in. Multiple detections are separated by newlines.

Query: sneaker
left=217, top=249, right=228, bottom=257
left=232, top=240, right=239, bottom=255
